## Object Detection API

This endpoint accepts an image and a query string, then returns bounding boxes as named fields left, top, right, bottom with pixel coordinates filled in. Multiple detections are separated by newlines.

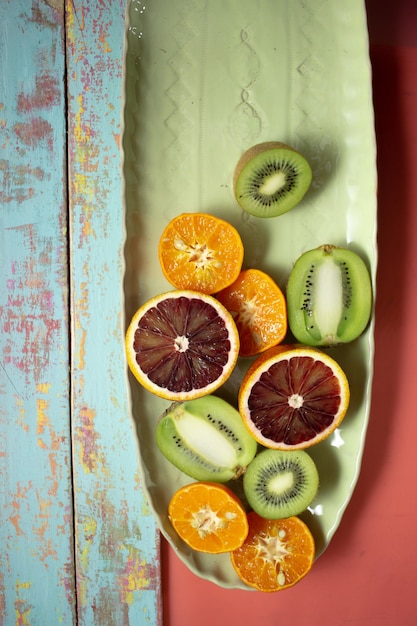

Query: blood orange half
left=238, top=345, right=350, bottom=450
left=126, top=290, right=240, bottom=401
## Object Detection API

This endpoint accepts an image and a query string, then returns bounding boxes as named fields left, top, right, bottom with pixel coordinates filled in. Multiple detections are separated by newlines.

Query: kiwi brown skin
left=243, top=448, right=319, bottom=520
left=233, top=141, right=313, bottom=218
left=286, top=244, right=373, bottom=347
left=232, top=141, right=289, bottom=188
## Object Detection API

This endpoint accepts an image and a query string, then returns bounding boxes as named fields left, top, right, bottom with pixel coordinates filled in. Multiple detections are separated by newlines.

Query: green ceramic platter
left=122, top=0, right=377, bottom=590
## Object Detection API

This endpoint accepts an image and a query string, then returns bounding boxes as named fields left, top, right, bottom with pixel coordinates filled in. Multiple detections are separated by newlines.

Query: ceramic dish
left=122, top=0, right=377, bottom=589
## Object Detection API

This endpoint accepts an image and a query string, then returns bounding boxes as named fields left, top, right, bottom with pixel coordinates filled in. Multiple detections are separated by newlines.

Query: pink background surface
left=162, top=3, right=417, bottom=624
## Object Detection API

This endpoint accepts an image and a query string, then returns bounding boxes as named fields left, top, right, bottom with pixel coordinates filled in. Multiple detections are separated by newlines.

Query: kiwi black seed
left=155, top=395, right=258, bottom=482
left=286, top=244, right=373, bottom=346
left=243, top=448, right=319, bottom=519
left=233, top=141, right=312, bottom=218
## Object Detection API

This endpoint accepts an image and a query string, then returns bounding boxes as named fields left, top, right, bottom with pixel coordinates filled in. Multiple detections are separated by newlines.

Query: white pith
left=174, top=335, right=189, bottom=352
left=256, top=530, right=290, bottom=585
left=288, top=393, right=303, bottom=409
left=259, top=171, right=286, bottom=195
left=191, top=505, right=234, bottom=538
left=175, top=412, right=237, bottom=468
left=173, top=236, right=223, bottom=269
left=233, top=297, right=263, bottom=346
left=235, top=297, right=257, bottom=325
left=313, top=257, right=344, bottom=342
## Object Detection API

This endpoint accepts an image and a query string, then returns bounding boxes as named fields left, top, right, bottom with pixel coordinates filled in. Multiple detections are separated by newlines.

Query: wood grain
left=0, top=1, right=75, bottom=623
left=1, top=1, right=161, bottom=623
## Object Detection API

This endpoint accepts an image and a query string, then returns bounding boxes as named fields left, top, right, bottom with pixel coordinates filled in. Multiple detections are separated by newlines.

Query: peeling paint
left=17, top=72, right=61, bottom=113
left=0, top=159, right=47, bottom=204
left=1, top=1, right=74, bottom=621
left=15, top=580, right=32, bottom=626
left=118, top=545, right=158, bottom=604
left=1, top=225, right=63, bottom=383
left=76, top=405, right=101, bottom=474
left=13, top=118, right=54, bottom=150
left=2, top=1, right=160, bottom=622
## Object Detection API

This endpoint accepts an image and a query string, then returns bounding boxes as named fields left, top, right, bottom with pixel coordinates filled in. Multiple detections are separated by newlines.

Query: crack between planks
left=64, top=1, right=80, bottom=623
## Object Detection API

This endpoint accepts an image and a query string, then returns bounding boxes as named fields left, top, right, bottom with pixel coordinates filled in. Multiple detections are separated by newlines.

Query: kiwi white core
left=269, top=472, right=294, bottom=494
left=175, top=412, right=237, bottom=467
left=313, top=257, right=344, bottom=342
left=259, top=171, right=286, bottom=196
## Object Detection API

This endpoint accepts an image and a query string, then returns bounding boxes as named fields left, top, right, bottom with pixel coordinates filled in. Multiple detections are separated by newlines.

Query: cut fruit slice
left=238, top=344, right=350, bottom=450
left=230, top=512, right=315, bottom=592
left=155, top=395, right=257, bottom=482
left=286, top=244, right=373, bottom=346
left=158, top=213, right=244, bottom=294
left=233, top=141, right=312, bottom=218
left=126, top=290, right=239, bottom=401
left=216, top=268, right=287, bottom=357
left=168, top=482, right=249, bottom=554
left=243, top=449, right=319, bottom=519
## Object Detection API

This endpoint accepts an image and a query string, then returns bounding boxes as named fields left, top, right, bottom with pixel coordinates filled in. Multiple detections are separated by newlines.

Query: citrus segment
left=238, top=345, right=350, bottom=449
left=126, top=290, right=239, bottom=401
left=216, top=268, right=287, bottom=357
left=168, top=482, right=249, bottom=554
left=158, top=213, right=244, bottom=294
left=230, top=512, right=315, bottom=592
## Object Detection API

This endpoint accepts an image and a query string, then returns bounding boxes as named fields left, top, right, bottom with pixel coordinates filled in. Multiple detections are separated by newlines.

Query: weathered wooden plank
left=66, top=1, right=162, bottom=624
left=0, top=1, right=76, bottom=624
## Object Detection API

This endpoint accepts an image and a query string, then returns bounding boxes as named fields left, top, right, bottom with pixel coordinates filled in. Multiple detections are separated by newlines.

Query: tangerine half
left=168, top=482, right=249, bottom=554
left=125, top=290, right=239, bottom=401
left=231, top=512, right=315, bottom=592
left=158, top=213, right=244, bottom=294
left=216, top=268, right=287, bottom=357
left=238, top=344, right=350, bottom=449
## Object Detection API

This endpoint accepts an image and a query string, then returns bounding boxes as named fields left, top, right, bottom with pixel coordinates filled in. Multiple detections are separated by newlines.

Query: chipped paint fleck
left=76, top=406, right=100, bottom=474
left=2, top=1, right=160, bottom=622
left=1, top=1, right=75, bottom=621
left=18, top=72, right=61, bottom=113
left=119, top=545, right=157, bottom=605
left=13, top=118, right=54, bottom=150
left=14, top=581, right=33, bottom=626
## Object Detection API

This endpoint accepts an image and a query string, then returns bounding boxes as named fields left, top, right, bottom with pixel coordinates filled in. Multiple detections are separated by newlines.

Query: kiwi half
left=287, top=244, right=372, bottom=346
left=155, top=395, right=258, bottom=482
left=243, top=448, right=319, bottom=519
left=233, top=141, right=312, bottom=218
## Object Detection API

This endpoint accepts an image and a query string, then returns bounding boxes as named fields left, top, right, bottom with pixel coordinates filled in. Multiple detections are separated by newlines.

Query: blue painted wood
left=66, top=1, right=161, bottom=623
left=1, top=1, right=161, bottom=623
left=0, top=1, right=75, bottom=624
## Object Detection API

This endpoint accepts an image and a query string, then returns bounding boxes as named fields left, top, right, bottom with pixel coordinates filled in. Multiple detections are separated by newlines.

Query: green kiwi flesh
left=243, top=448, right=319, bottom=519
left=155, top=395, right=257, bottom=482
left=287, top=244, right=372, bottom=346
left=233, top=141, right=312, bottom=218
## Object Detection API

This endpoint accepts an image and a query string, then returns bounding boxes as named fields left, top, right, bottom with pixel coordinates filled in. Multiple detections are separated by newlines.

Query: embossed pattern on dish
left=123, top=0, right=377, bottom=590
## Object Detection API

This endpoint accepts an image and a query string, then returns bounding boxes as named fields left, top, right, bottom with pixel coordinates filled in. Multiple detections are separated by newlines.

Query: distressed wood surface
left=66, top=0, right=161, bottom=623
left=1, top=1, right=161, bottom=624
left=0, top=2, right=75, bottom=624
